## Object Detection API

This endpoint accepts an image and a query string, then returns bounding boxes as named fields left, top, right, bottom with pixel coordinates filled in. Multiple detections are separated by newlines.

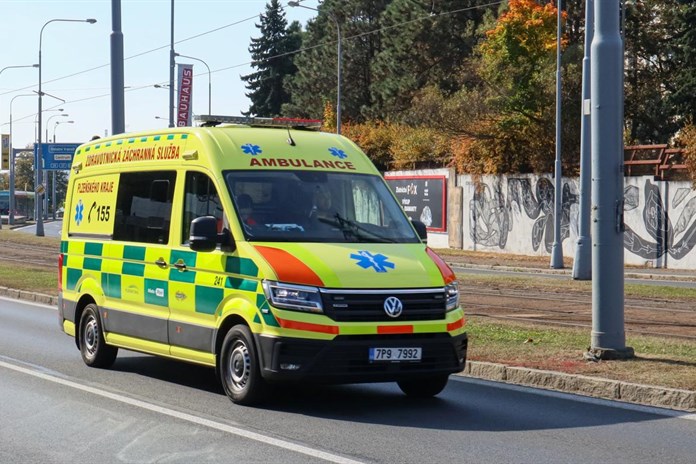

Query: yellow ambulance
left=58, top=116, right=467, bottom=405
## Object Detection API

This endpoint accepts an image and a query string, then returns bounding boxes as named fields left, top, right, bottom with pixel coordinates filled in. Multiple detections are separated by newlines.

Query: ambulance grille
left=320, top=289, right=446, bottom=322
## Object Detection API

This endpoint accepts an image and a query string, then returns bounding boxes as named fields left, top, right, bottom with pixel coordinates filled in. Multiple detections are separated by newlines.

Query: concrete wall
left=386, top=169, right=696, bottom=270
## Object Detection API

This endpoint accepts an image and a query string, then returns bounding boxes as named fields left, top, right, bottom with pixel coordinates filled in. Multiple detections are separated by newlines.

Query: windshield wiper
left=318, top=214, right=396, bottom=243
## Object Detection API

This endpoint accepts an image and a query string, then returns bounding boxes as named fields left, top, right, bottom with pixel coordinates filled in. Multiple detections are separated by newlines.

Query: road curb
left=0, top=286, right=58, bottom=306
left=448, top=262, right=696, bottom=282
left=460, top=361, right=696, bottom=412
left=4, top=288, right=694, bottom=412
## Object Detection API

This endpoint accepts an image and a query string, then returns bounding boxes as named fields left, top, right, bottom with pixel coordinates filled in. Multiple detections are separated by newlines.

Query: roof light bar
left=195, top=114, right=322, bottom=129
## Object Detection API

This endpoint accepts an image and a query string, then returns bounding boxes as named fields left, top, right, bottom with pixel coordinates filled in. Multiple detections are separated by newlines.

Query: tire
left=218, top=325, right=268, bottom=405
left=397, top=374, right=450, bottom=398
left=79, top=303, right=118, bottom=368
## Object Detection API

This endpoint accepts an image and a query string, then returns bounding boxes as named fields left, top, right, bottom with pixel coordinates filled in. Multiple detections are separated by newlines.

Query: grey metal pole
left=8, top=94, right=34, bottom=226
left=36, top=18, right=95, bottom=236
left=111, top=0, right=126, bottom=135
left=37, top=27, right=45, bottom=236
left=589, top=0, right=633, bottom=359
left=169, top=0, right=175, bottom=128
left=51, top=171, right=56, bottom=220
left=550, top=0, right=564, bottom=268
left=9, top=115, right=13, bottom=226
left=573, top=1, right=594, bottom=280
left=336, top=19, right=341, bottom=135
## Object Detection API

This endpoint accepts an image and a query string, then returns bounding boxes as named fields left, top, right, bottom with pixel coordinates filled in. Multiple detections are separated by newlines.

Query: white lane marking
left=0, top=359, right=364, bottom=464
left=453, top=376, right=696, bottom=421
left=0, top=295, right=56, bottom=310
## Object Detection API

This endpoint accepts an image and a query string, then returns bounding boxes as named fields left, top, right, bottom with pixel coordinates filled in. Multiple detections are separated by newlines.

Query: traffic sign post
left=35, top=142, right=80, bottom=171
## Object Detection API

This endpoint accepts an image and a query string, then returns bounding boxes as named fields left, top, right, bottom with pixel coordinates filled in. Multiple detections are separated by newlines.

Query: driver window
left=352, top=179, right=384, bottom=226
left=182, top=171, right=225, bottom=244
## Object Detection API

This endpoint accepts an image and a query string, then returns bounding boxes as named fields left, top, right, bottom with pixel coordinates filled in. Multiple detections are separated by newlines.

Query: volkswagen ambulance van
left=58, top=116, right=467, bottom=405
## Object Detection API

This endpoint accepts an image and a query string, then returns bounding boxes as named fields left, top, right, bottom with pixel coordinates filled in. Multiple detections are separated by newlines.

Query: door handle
left=155, top=258, right=168, bottom=268
left=173, top=259, right=187, bottom=271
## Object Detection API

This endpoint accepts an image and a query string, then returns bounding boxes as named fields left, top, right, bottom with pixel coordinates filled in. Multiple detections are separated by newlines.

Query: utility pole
left=589, top=0, right=633, bottom=359
left=168, top=0, right=175, bottom=128
left=111, top=0, right=125, bottom=135
left=573, top=0, right=594, bottom=280
left=550, top=0, right=564, bottom=269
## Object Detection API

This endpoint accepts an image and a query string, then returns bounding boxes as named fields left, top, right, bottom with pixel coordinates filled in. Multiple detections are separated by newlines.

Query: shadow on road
left=109, top=354, right=675, bottom=432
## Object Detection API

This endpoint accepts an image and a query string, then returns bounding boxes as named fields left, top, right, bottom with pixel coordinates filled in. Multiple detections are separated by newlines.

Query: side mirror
left=189, top=216, right=218, bottom=252
left=411, top=220, right=428, bottom=241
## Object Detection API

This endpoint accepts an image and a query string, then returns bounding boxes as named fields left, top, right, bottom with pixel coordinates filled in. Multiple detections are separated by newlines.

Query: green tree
left=283, top=0, right=390, bottom=121
left=241, top=0, right=301, bottom=117
left=369, top=0, right=491, bottom=120
left=669, top=1, right=696, bottom=125
left=14, top=150, right=34, bottom=193
left=623, top=0, right=681, bottom=143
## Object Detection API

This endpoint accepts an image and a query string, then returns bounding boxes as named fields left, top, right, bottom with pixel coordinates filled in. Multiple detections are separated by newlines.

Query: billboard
left=177, top=63, right=194, bottom=127
left=385, top=175, right=447, bottom=232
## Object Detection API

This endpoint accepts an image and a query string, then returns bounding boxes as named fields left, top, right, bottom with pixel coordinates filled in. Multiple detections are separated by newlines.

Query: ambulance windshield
left=225, top=171, right=421, bottom=243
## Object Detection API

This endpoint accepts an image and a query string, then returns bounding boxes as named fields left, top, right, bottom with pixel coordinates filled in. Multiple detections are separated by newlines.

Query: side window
left=352, top=179, right=384, bottom=226
left=112, top=171, right=175, bottom=244
left=182, top=171, right=224, bottom=244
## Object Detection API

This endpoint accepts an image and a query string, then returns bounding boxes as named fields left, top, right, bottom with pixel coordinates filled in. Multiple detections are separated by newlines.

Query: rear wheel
left=397, top=374, right=449, bottom=398
left=218, top=325, right=268, bottom=405
left=79, top=303, right=118, bottom=368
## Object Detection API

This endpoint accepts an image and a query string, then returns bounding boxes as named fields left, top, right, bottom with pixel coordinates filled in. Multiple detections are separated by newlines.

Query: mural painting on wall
left=469, top=177, right=579, bottom=252
left=624, top=180, right=696, bottom=260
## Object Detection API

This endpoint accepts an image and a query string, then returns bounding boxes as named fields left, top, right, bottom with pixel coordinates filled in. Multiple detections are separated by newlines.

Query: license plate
left=369, top=347, right=422, bottom=362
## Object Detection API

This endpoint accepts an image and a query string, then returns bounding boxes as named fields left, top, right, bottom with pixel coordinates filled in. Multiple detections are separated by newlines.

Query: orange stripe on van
left=254, top=246, right=324, bottom=287
left=447, top=317, right=465, bottom=332
left=377, top=325, right=414, bottom=334
left=426, top=247, right=456, bottom=284
left=276, top=317, right=338, bottom=335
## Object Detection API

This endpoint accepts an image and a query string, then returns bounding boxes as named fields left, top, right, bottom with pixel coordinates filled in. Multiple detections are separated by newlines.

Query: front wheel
left=397, top=374, right=450, bottom=398
left=218, top=325, right=268, bottom=405
left=79, top=303, right=118, bottom=368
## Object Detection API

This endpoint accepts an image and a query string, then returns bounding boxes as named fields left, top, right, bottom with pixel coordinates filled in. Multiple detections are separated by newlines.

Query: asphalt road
left=12, top=220, right=63, bottom=238
left=1, top=297, right=695, bottom=464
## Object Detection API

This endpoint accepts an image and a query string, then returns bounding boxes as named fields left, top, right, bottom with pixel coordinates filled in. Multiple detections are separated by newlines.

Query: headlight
left=262, top=281, right=323, bottom=313
left=445, top=281, right=459, bottom=311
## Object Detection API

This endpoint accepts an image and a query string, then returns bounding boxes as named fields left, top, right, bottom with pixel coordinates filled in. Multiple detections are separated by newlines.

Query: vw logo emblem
left=383, top=296, right=403, bottom=318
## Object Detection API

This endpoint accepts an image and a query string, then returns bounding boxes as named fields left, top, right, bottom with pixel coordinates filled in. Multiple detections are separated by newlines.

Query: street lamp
left=46, top=113, right=69, bottom=142
left=288, top=1, right=341, bottom=134
left=53, top=120, right=74, bottom=142
left=37, top=17, right=97, bottom=236
left=0, top=64, right=38, bottom=229
left=175, top=52, right=212, bottom=115
left=0, top=64, right=39, bottom=77
left=9, top=94, right=35, bottom=226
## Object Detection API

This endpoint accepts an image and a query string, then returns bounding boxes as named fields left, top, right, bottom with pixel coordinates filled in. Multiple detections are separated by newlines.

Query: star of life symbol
left=350, top=250, right=395, bottom=273
left=329, top=147, right=347, bottom=159
left=241, top=143, right=263, bottom=155
left=74, top=199, right=84, bottom=226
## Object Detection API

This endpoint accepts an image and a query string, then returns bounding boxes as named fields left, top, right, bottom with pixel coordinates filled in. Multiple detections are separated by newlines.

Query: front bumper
left=256, top=332, right=467, bottom=384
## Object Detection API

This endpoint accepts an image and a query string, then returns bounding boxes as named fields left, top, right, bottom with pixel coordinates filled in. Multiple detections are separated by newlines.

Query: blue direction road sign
left=35, top=143, right=81, bottom=170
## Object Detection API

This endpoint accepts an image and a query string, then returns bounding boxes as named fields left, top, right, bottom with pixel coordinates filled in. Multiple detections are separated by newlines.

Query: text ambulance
left=58, top=116, right=467, bottom=405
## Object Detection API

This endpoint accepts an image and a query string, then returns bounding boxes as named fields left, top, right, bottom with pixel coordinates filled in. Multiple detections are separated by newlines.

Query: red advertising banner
left=177, top=64, right=194, bottom=127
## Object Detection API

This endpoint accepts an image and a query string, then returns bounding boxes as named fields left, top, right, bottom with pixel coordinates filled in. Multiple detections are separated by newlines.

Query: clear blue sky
left=0, top=0, right=316, bottom=152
